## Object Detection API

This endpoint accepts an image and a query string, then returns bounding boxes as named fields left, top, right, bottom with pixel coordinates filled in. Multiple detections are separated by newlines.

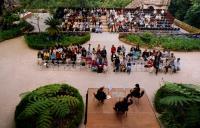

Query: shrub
left=154, top=83, right=200, bottom=128
left=123, top=33, right=200, bottom=51
left=15, top=83, right=84, bottom=128
left=0, top=20, right=34, bottom=42
left=25, top=32, right=90, bottom=50
left=140, top=32, right=154, bottom=44
left=20, top=0, right=132, bottom=9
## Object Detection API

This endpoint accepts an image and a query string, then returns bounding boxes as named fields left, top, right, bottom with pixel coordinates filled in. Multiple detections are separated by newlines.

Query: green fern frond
left=160, top=96, right=191, bottom=107
left=18, top=99, right=52, bottom=119
left=159, top=111, right=179, bottom=128
left=184, top=105, right=200, bottom=127
left=50, top=95, right=80, bottom=118
left=163, top=83, right=200, bottom=100
left=36, top=110, right=53, bottom=128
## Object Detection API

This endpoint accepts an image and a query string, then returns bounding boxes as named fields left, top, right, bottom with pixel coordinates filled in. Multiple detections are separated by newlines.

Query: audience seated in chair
left=94, top=87, right=107, bottom=103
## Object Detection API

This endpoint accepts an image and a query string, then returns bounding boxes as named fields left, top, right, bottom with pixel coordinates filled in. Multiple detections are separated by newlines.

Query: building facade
left=126, top=0, right=171, bottom=10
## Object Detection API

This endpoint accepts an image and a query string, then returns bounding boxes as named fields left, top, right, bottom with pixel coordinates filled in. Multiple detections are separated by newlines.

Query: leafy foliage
left=25, top=32, right=90, bottom=50
left=154, top=82, right=200, bottom=128
left=44, top=17, right=61, bottom=37
left=15, top=84, right=84, bottom=128
left=19, top=0, right=132, bottom=8
left=0, top=20, right=34, bottom=42
left=169, top=0, right=200, bottom=28
left=124, top=33, right=200, bottom=51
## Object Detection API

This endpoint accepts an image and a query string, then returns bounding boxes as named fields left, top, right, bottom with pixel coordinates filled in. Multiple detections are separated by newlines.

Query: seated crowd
left=110, top=44, right=180, bottom=74
left=107, top=8, right=179, bottom=32
left=61, top=8, right=107, bottom=33
left=37, top=43, right=108, bottom=73
left=59, top=8, right=179, bottom=33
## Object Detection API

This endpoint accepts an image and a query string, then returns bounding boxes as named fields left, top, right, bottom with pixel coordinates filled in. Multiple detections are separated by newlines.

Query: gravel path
left=0, top=33, right=199, bottom=128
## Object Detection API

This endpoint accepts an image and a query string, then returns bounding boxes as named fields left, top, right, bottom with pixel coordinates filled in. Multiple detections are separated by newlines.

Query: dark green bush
left=0, top=20, right=34, bottom=42
left=15, top=83, right=84, bottom=128
left=124, top=33, right=200, bottom=51
left=154, top=83, right=200, bottom=128
left=140, top=32, right=154, bottom=44
left=25, top=32, right=90, bottom=50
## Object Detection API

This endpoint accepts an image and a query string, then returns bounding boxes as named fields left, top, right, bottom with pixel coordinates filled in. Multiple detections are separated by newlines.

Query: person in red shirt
left=111, top=45, right=116, bottom=62
left=111, top=45, right=116, bottom=55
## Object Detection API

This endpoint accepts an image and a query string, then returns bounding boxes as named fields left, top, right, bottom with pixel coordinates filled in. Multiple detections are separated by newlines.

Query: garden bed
left=25, top=32, right=91, bottom=50
left=120, top=32, right=200, bottom=51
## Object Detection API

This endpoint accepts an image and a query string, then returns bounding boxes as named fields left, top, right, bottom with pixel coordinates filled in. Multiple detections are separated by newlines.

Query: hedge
left=0, top=21, right=34, bottom=42
left=25, top=32, right=91, bottom=50
left=122, top=33, right=200, bottom=51
left=15, top=83, right=84, bottom=128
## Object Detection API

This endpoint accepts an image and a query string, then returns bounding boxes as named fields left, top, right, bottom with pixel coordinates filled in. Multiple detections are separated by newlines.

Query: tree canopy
left=169, top=0, right=200, bottom=28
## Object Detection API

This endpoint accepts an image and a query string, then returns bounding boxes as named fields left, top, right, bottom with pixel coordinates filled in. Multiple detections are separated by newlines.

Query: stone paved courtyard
left=0, top=33, right=200, bottom=128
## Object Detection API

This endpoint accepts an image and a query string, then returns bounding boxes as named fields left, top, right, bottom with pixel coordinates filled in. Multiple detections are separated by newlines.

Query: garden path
left=0, top=33, right=200, bottom=128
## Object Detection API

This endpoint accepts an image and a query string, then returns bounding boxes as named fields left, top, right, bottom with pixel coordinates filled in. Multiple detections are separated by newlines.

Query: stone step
left=103, top=29, right=109, bottom=32
left=100, top=16, right=107, bottom=20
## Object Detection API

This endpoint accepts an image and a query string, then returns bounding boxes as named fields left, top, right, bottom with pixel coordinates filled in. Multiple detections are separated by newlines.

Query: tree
left=184, top=3, right=200, bottom=28
left=168, top=0, right=200, bottom=28
left=0, top=0, right=4, bottom=16
left=44, top=17, right=61, bottom=38
left=168, top=0, right=192, bottom=21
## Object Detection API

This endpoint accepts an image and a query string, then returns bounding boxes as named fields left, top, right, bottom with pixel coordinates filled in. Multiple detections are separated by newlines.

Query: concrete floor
left=0, top=33, right=200, bottom=128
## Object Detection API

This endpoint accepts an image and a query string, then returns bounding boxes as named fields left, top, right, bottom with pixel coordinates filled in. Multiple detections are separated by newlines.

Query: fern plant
left=154, top=82, right=200, bottom=128
left=15, top=84, right=84, bottom=128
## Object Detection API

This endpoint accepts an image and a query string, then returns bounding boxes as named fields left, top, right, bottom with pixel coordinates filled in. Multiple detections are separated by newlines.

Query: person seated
left=165, top=53, right=176, bottom=73
left=91, top=60, right=97, bottom=71
left=114, top=56, right=120, bottom=72
left=120, top=63, right=126, bottom=72
left=113, top=97, right=133, bottom=113
left=142, top=49, right=148, bottom=61
left=127, top=84, right=140, bottom=98
left=37, top=50, right=43, bottom=65
left=117, top=45, right=122, bottom=55
left=126, top=59, right=132, bottom=74
left=133, top=51, right=141, bottom=60
left=94, top=87, right=107, bottom=103
left=50, top=52, right=56, bottom=61
left=43, top=51, right=50, bottom=60
left=144, top=58, right=154, bottom=68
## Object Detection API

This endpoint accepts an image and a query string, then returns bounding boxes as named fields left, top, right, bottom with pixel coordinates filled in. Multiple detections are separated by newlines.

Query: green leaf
left=160, top=96, right=191, bottom=106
